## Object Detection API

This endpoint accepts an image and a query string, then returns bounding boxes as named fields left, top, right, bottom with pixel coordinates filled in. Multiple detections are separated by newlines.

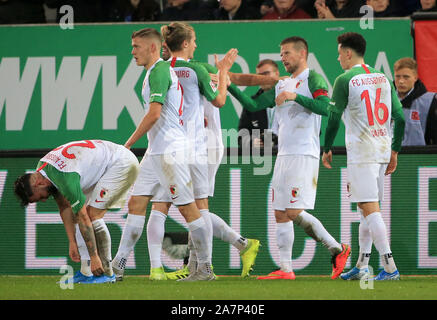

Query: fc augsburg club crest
left=291, top=187, right=299, bottom=198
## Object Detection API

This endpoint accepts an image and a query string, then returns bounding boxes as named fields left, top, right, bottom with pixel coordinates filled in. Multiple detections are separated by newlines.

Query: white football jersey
left=142, top=58, right=187, bottom=155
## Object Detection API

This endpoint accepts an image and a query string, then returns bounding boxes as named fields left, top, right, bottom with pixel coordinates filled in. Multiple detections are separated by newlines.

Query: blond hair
left=394, top=57, right=417, bottom=73
left=161, top=22, right=194, bottom=52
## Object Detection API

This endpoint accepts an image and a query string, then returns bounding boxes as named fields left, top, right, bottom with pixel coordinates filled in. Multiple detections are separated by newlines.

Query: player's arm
left=322, top=74, right=348, bottom=168
left=199, top=61, right=278, bottom=88
left=54, top=193, right=80, bottom=262
left=228, top=84, right=276, bottom=112
left=125, top=66, right=169, bottom=148
left=385, top=81, right=406, bottom=175
left=77, top=204, right=104, bottom=276
left=277, top=71, right=330, bottom=116
left=45, top=165, right=104, bottom=275
left=229, top=72, right=278, bottom=87
left=125, top=102, right=162, bottom=149
left=211, top=49, right=238, bottom=107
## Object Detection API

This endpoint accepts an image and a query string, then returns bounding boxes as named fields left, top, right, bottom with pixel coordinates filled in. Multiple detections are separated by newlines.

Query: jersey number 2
left=360, top=88, right=389, bottom=126
left=53, top=140, right=96, bottom=159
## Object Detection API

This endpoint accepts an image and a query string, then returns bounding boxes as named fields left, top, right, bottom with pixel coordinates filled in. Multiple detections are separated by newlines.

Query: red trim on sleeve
left=37, top=162, right=48, bottom=172
left=362, top=64, right=371, bottom=74
left=312, top=89, right=328, bottom=99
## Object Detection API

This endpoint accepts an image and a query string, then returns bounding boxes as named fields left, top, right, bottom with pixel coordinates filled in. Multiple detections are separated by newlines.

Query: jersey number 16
left=360, top=88, right=389, bottom=126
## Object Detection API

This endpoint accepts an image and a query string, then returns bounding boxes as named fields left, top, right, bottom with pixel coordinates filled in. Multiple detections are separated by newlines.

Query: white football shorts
left=152, top=151, right=210, bottom=202
left=87, top=146, right=139, bottom=210
left=207, top=147, right=224, bottom=197
left=132, top=151, right=195, bottom=206
left=272, top=155, right=319, bottom=211
left=347, top=163, right=387, bottom=203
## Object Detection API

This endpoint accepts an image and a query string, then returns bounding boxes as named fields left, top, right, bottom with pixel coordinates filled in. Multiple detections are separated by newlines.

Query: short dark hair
left=337, top=32, right=366, bottom=57
left=14, top=174, right=33, bottom=207
left=256, top=59, right=279, bottom=70
left=280, top=36, right=309, bottom=58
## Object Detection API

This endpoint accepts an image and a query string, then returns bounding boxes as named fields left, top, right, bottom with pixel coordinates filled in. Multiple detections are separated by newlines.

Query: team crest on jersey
left=296, top=80, right=303, bottom=88
left=210, top=80, right=217, bottom=92
left=99, top=188, right=108, bottom=198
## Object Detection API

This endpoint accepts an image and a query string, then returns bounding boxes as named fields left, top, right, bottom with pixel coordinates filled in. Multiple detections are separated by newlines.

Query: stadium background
left=1, top=18, right=436, bottom=276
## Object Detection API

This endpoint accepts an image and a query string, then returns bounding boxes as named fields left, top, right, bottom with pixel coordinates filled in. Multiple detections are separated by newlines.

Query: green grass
left=1, top=275, right=437, bottom=300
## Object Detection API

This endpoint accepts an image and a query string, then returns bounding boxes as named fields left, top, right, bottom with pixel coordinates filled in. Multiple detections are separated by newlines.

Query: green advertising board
left=0, top=152, right=436, bottom=276
left=0, top=19, right=412, bottom=149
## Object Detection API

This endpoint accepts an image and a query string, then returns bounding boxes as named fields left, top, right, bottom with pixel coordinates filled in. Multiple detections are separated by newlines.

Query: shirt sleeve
left=195, top=64, right=219, bottom=102
left=148, top=63, right=172, bottom=105
left=228, top=84, right=276, bottom=112
left=329, top=73, right=349, bottom=114
left=390, top=81, right=405, bottom=152
left=40, top=163, right=86, bottom=214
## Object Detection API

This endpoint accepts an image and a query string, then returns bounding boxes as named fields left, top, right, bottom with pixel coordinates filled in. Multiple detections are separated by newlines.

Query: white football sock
left=92, top=218, right=113, bottom=276
left=296, top=211, right=342, bottom=255
left=365, top=212, right=397, bottom=273
left=276, top=221, right=294, bottom=273
left=80, top=259, right=92, bottom=277
left=75, top=224, right=92, bottom=276
left=357, top=210, right=372, bottom=269
left=113, top=213, right=145, bottom=270
left=209, top=211, right=247, bottom=251
left=147, top=210, right=167, bottom=269
left=199, top=209, right=213, bottom=258
left=187, top=216, right=212, bottom=264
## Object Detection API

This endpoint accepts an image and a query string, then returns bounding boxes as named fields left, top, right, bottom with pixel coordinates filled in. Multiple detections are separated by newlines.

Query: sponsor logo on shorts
left=290, top=187, right=299, bottom=203
left=170, top=184, right=179, bottom=200
left=99, top=188, right=108, bottom=199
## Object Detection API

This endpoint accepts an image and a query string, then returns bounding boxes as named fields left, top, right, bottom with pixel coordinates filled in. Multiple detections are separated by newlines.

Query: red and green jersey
left=36, top=140, right=122, bottom=213
left=170, top=57, right=219, bottom=153
left=142, top=58, right=186, bottom=155
left=329, top=64, right=404, bottom=164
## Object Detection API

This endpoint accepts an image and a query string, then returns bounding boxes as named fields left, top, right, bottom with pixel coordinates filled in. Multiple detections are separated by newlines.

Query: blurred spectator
left=262, top=0, right=311, bottom=19
left=418, top=0, right=437, bottom=11
left=213, top=0, right=261, bottom=20
left=260, top=0, right=274, bottom=15
left=158, top=0, right=214, bottom=21
left=110, top=0, right=159, bottom=22
left=394, top=57, right=437, bottom=146
left=0, top=0, right=46, bottom=24
left=238, top=59, right=280, bottom=150
left=314, top=0, right=364, bottom=19
left=364, top=0, right=397, bottom=17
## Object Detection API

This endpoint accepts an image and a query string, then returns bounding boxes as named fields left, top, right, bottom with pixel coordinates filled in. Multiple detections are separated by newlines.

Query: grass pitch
left=1, top=275, right=437, bottom=300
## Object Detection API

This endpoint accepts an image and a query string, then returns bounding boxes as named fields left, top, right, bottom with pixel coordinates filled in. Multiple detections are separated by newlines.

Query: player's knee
left=128, top=196, right=149, bottom=215
left=152, top=202, right=171, bottom=215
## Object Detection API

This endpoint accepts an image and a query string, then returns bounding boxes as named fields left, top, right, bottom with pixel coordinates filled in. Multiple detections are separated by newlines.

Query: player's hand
left=210, top=73, right=219, bottom=85
left=275, top=91, right=296, bottom=106
left=322, top=150, right=333, bottom=169
left=215, top=48, right=238, bottom=71
left=385, top=150, right=398, bottom=175
left=90, top=256, right=104, bottom=276
left=69, top=242, right=80, bottom=263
